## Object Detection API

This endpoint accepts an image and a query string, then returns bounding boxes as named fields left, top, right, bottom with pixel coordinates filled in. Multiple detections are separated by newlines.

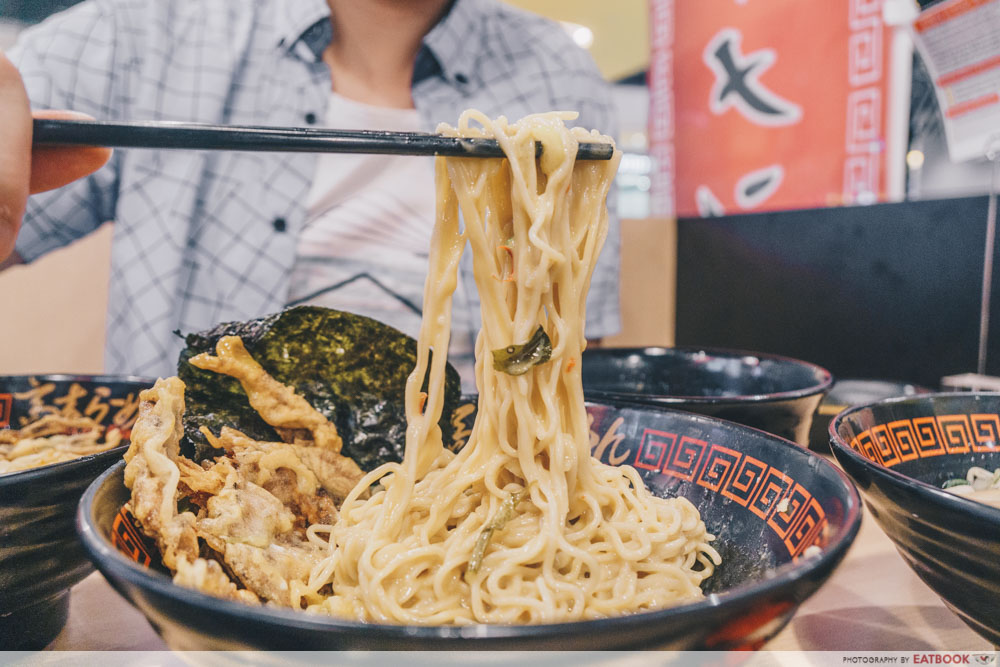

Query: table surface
left=45, top=456, right=994, bottom=652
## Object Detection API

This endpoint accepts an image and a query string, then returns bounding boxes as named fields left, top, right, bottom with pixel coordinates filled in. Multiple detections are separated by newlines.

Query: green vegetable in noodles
left=468, top=488, right=528, bottom=574
left=491, top=326, right=552, bottom=376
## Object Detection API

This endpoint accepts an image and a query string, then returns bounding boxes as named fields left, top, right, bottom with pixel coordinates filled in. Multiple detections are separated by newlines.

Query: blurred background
left=2, top=0, right=997, bottom=390
left=0, top=0, right=983, bottom=214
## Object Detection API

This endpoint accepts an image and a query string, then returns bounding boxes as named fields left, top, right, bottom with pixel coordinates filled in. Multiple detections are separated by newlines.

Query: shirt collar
left=276, top=0, right=332, bottom=62
left=275, top=0, right=481, bottom=86
left=420, top=0, right=481, bottom=88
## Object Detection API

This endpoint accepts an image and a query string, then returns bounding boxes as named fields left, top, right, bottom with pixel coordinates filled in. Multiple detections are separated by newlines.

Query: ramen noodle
left=0, top=414, right=122, bottom=475
left=299, top=111, right=720, bottom=624
left=943, top=466, right=1000, bottom=508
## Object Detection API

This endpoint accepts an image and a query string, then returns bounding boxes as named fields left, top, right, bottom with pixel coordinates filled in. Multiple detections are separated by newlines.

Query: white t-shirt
left=287, top=92, right=476, bottom=386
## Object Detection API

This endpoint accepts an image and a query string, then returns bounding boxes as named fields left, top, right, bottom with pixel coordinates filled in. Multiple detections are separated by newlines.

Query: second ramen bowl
left=79, top=400, right=860, bottom=650
left=0, top=374, right=151, bottom=650
left=830, top=392, right=1000, bottom=645
left=582, top=347, right=833, bottom=447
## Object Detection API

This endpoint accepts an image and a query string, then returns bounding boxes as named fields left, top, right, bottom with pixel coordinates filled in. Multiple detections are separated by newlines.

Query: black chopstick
left=31, top=119, right=615, bottom=160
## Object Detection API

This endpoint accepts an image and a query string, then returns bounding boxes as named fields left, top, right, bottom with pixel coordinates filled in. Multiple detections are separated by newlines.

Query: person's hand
left=0, top=51, right=112, bottom=263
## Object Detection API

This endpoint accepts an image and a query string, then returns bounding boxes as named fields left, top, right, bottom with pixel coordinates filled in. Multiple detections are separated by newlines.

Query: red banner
left=650, top=0, right=891, bottom=217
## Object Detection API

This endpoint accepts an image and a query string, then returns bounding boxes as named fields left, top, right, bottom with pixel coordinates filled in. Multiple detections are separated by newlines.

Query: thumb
left=30, top=110, right=113, bottom=194
left=0, top=50, right=31, bottom=262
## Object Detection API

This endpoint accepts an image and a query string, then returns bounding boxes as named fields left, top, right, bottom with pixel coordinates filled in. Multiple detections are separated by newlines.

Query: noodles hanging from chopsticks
left=300, top=111, right=720, bottom=624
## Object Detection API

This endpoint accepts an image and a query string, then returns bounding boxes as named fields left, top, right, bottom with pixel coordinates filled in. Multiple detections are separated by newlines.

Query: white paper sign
left=911, top=0, right=1000, bottom=162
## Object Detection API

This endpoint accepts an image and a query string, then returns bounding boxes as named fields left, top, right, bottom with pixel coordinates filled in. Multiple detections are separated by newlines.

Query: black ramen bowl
left=78, top=400, right=860, bottom=650
left=582, top=347, right=833, bottom=447
left=808, top=379, right=931, bottom=452
left=830, top=392, right=1000, bottom=645
left=0, top=374, right=152, bottom=649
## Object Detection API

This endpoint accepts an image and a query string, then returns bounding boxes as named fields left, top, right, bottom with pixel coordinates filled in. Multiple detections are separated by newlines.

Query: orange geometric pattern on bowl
left=633, top=427, right=827, bottom=558
left=111, top=506, right=157, bottom=569
left=0, top=393, right=11, bottom=428
left=848, top=413, right=1000, bottom=467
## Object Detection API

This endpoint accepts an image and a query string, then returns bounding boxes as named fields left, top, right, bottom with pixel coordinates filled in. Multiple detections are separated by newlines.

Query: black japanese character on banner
left=704, top=28, right=802, bottom=127
left=695, top=164, right=784, bottom=218
left=735, top=165, right=784, bottom=209
left=695, top=186, right=725, bottom=217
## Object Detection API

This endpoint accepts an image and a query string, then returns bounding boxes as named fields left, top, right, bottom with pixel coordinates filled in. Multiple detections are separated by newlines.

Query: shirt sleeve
left=9, top=0, right=122, bottom=262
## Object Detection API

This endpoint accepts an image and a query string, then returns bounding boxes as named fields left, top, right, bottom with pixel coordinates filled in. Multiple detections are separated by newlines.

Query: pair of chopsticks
left=32, top=119, right=615, bottom=160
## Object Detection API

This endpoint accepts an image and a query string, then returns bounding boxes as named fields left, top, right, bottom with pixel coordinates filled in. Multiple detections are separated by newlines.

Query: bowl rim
left=0, top=444, right=129, bottom=487
left=76, top=409, right=862, bottom=642
left=828, top=391, right=1000, bottom=525
left=582, top=346, right=834, bottom=405
left=0, top=373, right=156, bottom=385
left=0, top=374, right=154, bottom=484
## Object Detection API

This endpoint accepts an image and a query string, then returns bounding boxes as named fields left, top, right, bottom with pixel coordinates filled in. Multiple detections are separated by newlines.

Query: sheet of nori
left=177, top=306, right=462, bottom=471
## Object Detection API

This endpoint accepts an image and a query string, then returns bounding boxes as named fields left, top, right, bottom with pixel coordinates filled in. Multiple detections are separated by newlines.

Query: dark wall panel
left=676, top=196, right=996, bottom=388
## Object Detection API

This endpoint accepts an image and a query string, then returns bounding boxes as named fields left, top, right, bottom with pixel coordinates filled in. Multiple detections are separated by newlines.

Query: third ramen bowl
left=581, top=347, right=833, bottom=447
left=830, top=392, right=1000, bottom=645
left=0, top=374, right=151, bottom=650
left=79, top=399, right=860, bottom=650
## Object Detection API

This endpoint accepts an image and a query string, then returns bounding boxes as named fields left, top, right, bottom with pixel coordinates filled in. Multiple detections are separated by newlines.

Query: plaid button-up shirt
left=12, top=0, right=620, bottom=378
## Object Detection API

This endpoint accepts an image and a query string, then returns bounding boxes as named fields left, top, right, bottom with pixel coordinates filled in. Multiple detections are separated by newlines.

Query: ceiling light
left=560, top=21, right=594, bottom=50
